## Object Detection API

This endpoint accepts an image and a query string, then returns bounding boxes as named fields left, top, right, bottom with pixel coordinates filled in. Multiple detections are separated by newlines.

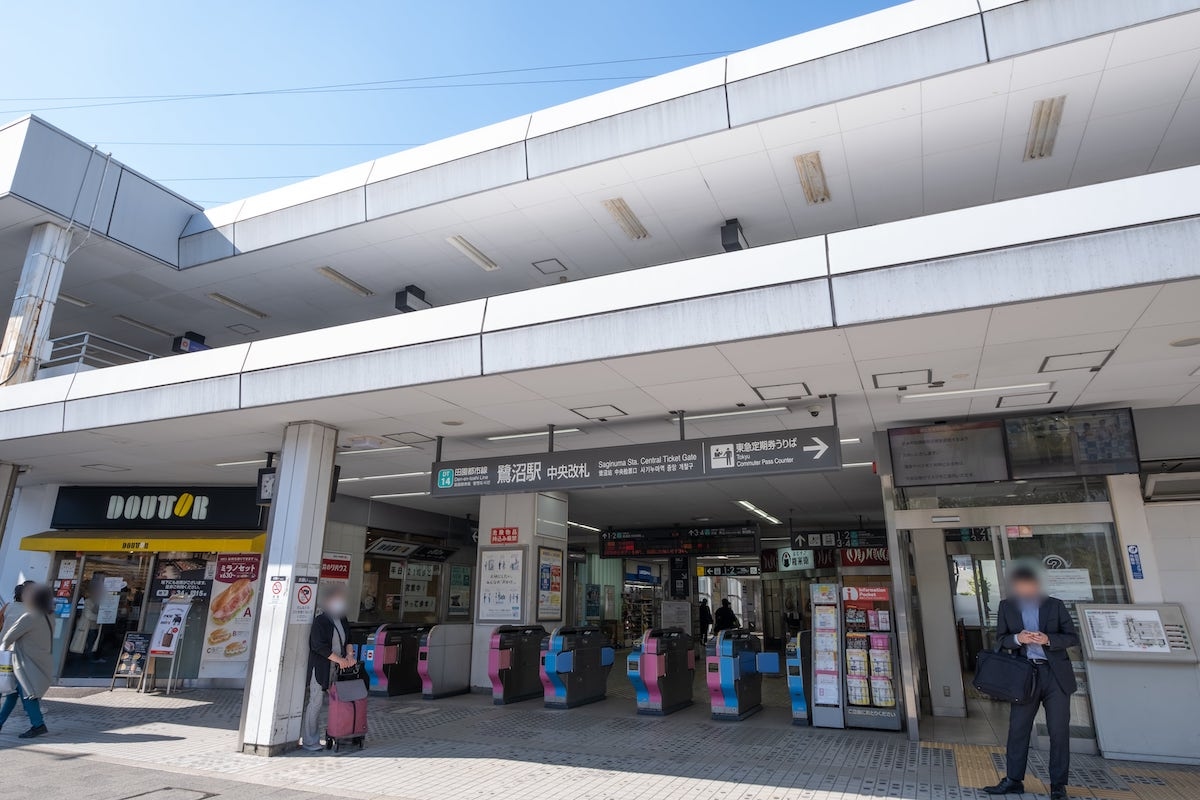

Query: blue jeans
left=0, top=679, right=45, bottom=728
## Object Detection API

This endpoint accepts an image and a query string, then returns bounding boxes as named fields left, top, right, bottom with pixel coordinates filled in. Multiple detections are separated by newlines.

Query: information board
left=431, top=426, right=842, bottom=496
left=794, top=529, right=888, bottom=549
left=889, top=420, right=1008, bottom=486
left=113, top=632, right=151, bottom=679
left=600, top=525, right=758, bottom=558
left=479, top=548, right=524, bottom=622
left=537, top=547, right=563, bottom=621
left=1083, top=607, right=1171, bottom=654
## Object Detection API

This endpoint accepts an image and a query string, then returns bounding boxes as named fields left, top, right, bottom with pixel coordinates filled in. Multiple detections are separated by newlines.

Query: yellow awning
left=20, top=529, right=266, bottom=554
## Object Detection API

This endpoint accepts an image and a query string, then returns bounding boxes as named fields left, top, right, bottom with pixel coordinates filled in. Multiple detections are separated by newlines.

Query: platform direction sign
left=431, top=425, right=841, bottom=497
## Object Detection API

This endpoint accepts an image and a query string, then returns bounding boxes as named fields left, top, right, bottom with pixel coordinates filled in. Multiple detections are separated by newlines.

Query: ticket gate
left=785, top=634, right=808, bottom=725
left=488, top=625, right=548, bottom=705
left=627, top=627, right=694, bottom=716
left=540, top=625, right=615, bottom=709
left=706, top=629, right=781, bottom=721
left=361, top=623, right=430, bottom=696
left=418, top=624, right=473, bottom=699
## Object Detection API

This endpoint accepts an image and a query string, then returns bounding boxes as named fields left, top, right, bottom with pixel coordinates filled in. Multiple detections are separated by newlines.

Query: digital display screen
left=889, top=420, right=1009, bottom=487
left=599, top=526, right=758, bottom=558
left=1005, top=408, right=1138, bottom=479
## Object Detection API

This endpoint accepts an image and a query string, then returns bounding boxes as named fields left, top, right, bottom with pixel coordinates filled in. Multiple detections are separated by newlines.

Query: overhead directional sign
left=431, top=425, right=842, bottom=497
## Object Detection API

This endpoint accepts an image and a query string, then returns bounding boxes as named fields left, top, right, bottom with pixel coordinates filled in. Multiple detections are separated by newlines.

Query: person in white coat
left=0, top=584, right=55, bottom=738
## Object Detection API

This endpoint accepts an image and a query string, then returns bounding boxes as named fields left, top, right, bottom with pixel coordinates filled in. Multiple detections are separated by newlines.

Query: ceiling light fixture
left=753, top=382, right=811, bottom=401
left=1170, top=337, right=1200, bottom=348
left=82, top=463, right=130, bottom=472
left=899, top=382, right=1052, bottom=403
left=840, top=438, right=861, bottom=445
left=736, top=499, right=781, bottom=525
left=395, top=284, right=432, bottom=313
left=207, top=292, right=269, bottom=319
left=58, top=292, right=92, bottom=308
left=568, top=521, right=601, bottom=532
left=113, top=314, right=173, bottom=338
left=486, top=428, right=581, bottom=441
left=316, top=266, right=374, bottom=297
left=602, top=197, right=650, bottom=240
left=337, top=445, right=414, bottom=456
left=370, top=491, right=431, bottom=499
left=794, top=151, right=831, bottom=204
left=684, top=407, right=788, bottom=421
left=842, top=461, right=875, bottom=468
left=1024, top=95, right=1066, bottom=161
left=338, top=472, right=430, bottom=482
left=215, top=458, right=268, bottom=467
left=446, top=235, right=499, bottom=271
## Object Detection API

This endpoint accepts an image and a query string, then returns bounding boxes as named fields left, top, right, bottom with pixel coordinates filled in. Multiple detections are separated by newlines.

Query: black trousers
left=1006, top=662, right=1071, bottom=788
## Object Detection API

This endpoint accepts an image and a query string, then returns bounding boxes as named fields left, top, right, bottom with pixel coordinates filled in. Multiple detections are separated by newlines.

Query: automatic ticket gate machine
left=361, top=623, right=430, bottom=696
left=627, top=627, right=695, bottom=715
left=540, top=625, right=615, bottom=709
left=706, top=629, right=781, bottom=721
left=418, top=624, right=473, bottom=699
left=488, top=625, right=548, bottom=704
left=785, top=634, right=809, bottom=725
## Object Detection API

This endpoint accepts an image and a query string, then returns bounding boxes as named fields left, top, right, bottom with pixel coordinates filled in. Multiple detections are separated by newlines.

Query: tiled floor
left=0, top=667, right=1195, bottom=800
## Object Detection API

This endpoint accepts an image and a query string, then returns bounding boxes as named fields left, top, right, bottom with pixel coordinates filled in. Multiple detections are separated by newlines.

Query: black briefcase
left=973, top=646, right=1037, bottom=704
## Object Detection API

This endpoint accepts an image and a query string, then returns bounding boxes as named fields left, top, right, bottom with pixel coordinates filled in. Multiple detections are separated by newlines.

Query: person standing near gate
left=713, top=598, right=738, bottom=636
left=985, top=565, right=1078, bottom=800
left=698, top=599, right=713, bottom=644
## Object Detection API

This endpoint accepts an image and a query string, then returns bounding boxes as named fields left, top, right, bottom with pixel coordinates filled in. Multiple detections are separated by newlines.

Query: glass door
left=61, top=553, right=152, bottom=680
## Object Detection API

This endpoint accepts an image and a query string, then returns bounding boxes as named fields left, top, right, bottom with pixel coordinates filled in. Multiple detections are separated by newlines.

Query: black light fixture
left=721, top=218, right=749, bottom=252
left=395, top=284, right=432, bottom=313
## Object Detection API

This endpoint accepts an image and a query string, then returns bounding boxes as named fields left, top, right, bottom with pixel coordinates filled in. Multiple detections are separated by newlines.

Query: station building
left=0, top=0, right=1198, bottom=761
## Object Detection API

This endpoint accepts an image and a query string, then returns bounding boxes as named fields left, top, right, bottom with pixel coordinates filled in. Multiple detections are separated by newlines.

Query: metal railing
left=41, top=332, right=157, bottom=372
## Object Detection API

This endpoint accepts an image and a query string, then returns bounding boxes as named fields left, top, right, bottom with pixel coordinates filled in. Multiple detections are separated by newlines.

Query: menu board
left=537, top=547, right=564, bottom=621
left=889, top=420, right=1008, bottom=486
left=479, top=548, right=523, bottom=621
left=112, top=632, right=151, bottom=679
left=1005, top=409, right=1138, bottom=479
left=1084, top=607, right=1171, bottom=654
left=198, top=554, right=261, bottom=678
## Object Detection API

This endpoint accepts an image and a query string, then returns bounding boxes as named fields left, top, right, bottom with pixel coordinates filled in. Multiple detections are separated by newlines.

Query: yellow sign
left=21, top=530, right=266, bottom=554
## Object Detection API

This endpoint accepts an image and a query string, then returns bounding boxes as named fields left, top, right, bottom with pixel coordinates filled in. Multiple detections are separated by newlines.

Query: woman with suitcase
left=300, top=585, right=360, bottom=752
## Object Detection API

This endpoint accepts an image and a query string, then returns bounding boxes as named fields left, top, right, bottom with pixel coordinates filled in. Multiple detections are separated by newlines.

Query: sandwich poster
left=198, top=553, right=262, bottom=678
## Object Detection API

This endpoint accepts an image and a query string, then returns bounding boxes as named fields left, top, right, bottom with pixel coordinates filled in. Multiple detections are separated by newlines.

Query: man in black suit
left=985, top=564, right=1079, bottom=800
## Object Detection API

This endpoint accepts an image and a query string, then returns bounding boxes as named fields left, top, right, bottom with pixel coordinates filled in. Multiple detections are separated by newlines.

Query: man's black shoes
left=1050, top=786, right=1069, bottom=800
left=983, top=777, right=1025, bottom=794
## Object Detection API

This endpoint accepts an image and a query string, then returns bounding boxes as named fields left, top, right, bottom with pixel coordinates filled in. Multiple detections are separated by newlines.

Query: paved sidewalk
left=0, top=682, right=1196, bottom=800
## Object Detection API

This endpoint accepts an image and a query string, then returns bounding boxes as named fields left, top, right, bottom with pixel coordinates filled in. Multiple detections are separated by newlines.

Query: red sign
left=490, top=526, right=519, bottom=544
left=320, top=555, right=351, bottom=579
left=843, top=586, right=890, bottom=602
left=216, top=554, right=261, bottom=583
left=839, top=547, right=890, bottom=567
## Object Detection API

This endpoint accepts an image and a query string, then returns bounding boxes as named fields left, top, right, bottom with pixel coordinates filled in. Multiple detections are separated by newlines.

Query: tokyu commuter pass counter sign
left=431, top=425, right=841, bottom=496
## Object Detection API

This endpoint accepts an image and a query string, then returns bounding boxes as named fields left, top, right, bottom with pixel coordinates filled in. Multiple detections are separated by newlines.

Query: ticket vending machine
left=785, top=634, right=808, bottom=725
left=1076, top=603, right=1199, bottom=764
left=540, top=625, right=615, bottom=709
left=488, top=625, right=548, bottom=705
left=627, top=627, right=694, bottom=716
left=705, top=629, right=781, bottom=721
left=417, top=624, right=473, bottom=700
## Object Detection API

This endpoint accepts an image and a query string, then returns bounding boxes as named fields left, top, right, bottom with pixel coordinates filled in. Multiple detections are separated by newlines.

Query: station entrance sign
left=431, top=425, right=841, bottom=497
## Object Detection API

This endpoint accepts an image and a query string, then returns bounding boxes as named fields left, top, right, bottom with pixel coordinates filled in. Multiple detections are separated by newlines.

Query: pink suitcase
left=326, top=681, right=367, bottom=751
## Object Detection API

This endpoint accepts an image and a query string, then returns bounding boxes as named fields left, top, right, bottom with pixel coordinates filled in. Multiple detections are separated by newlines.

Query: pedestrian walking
left=0, top=584, right=55, bottom=738
left=698, top=598, right=713, bottom=643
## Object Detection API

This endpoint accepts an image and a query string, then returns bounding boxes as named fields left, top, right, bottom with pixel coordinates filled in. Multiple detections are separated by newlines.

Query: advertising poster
left=585, top=584, right=601, bottom=619
left=113, top=632, right=152, bottom=679
left=319, top=552, right=352, bottom=596
left=480, top=549, right=523, bottom=621
left=149, top=597, right=193, bottom=657
left=537, top=547, right=564, bottom=621
left=448, top=565, right=471, bottom=616
left=150, top=557, right=214, bottom=604
left=97, top=576, right=126, bottom=624
left=198, top=554, right=261, bottom=678
left=359, top=572, right=379, bottom=616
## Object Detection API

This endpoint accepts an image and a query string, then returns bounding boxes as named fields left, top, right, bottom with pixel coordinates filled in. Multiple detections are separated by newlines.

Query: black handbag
left=973, top=644, right=1037, bottom=704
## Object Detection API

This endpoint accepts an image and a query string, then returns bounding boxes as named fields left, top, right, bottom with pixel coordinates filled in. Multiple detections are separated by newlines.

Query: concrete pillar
left=469, top=491, right=568, bottom=689
left=911, top=529, right=966, bottom=718
left=0, top=222, right=73, bottom=385
left=241, top=421, right=338, bottom=755
left=1107, top=473, right=1164, bottom=603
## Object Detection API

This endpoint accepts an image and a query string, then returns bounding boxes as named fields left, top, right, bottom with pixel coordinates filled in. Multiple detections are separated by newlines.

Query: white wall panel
left=232, top=188, right=366, bottom=253
left=983, top=0, right=1200, bottom=60
left=63, top=376, right=241, bottom=430
left=527, top=89, right=728, bottom=178
left=369, top=116, right=530, bottom=183
left=366, top=145, right=526, bottom=220
left=832, top=219, right=1200, bottom=325
left=0, top=373, right=72, bottom=411
left=65, top=343, right=250, bottom=400
left=728, top=18, right=985, bottom=127
left=241, top=299, right=486, bottom=371
left=483, top=236, right=828, bottom=333
left=240, top=337, right=481, bottom=408
left=0, top=117, right=28, bottom=193
left=829, top=167, right=1200, bottom=274
left=0, top=404, right=67, bottom=440
left=106, top=169, right=200, bottom=264
left=9, top=118, right=122, bottom=234
left=235, top=162, right=373, bottom=222
left=178, top=225, right=236, bottom=266
left=482, top=279, right=833, bottom=373
left=182, top=199, right=244, bottom=234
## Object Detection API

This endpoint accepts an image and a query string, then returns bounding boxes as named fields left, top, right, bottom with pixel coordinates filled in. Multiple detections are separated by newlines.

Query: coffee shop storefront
left=20, top=485, right=266, bottom=685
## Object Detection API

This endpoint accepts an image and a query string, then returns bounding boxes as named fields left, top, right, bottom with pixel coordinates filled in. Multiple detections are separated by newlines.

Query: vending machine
left=841, top=585, right=902, bottom=731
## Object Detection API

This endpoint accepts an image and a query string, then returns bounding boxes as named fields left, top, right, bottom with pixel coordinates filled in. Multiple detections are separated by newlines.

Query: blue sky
left=0, top=1, right=898, bottom=206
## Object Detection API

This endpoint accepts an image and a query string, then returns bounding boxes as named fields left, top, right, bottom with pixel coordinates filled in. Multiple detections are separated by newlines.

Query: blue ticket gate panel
left=785, top=634, right=808, bottom=725
left=488, top=625, right=548, bottom=705
left=540, top=625, right=615, bottom=709
left=417, top=624, right=473, bottom=699
left=627, top=627, right=695, bottom=715
left=370, top=623, right=431, bottom=696
left=705, top=629, right=781, bottom=721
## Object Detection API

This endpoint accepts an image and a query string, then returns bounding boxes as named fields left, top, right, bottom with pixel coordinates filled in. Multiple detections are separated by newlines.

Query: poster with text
left=319, top=552, right=352, bottom=597
left=537, top=547, right=563, bottom=621
left=198, top=554, right=261, bottom=678
left=448, top=565, right=471, bottom=616
left=149, top=597, right=193, bottom=657
left=479, top=548, right=523, bottom=621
